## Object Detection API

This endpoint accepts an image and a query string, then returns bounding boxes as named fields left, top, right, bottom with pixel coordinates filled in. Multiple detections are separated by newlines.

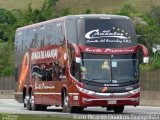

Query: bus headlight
left=76, top=85, right=95, bottom=95
left=129, top=88, right=140, bottom=95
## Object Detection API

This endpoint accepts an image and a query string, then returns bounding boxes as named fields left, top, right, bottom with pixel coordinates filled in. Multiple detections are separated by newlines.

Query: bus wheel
left=77, top=107, right=84, bottom=111
left=72, top=107, right=84, bottom=113
left=63, top=91, right=73, bottom=113
left=30, top=92, right=40, bottom=111
left=40, top=105, right=47, bottom=111
left=26, top=95, right=31, bottom=110
left=113, top=106, right=124, bottom=113
left=24, top=94, right=29, bottom=108
left=24, top=100, right=26, bottom=108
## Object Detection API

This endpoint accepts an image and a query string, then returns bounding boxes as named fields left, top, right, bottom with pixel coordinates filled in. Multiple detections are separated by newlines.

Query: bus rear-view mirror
left=143, top=57, right=149, bottom=63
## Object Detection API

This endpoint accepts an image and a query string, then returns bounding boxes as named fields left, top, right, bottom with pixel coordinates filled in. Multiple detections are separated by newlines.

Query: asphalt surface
left=0, top=99, right=160, bottom=120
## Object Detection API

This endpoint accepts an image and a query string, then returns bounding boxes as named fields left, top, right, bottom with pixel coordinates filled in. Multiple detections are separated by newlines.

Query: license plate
left=108, top=100, right=117, bottom=104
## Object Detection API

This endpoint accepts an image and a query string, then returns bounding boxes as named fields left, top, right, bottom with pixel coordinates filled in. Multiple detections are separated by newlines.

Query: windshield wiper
left=83, top=79, right=138, bottom=85
left=122, top=79, right=138, bottom=84
left=82, top=79, right=101, bottom=84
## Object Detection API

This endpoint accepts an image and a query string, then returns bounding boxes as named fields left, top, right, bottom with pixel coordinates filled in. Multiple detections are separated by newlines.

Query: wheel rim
left=30, top=95, right=35, bottom=110
left=26, top=95, right=31, bottom=110
left=63, top=92, right=71, bottom=113
left=24, top=95, right=29, bottom=107
left=64, top=95, right=69, bottom=107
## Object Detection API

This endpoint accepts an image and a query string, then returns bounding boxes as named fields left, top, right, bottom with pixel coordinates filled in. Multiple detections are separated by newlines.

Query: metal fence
left=0, top=71, right=160, bottom=105
left=140, top=69, right=160, bottom=91
left=0, top=76, right=14, bottom=90
left=0, top=70, right=160, bottom=91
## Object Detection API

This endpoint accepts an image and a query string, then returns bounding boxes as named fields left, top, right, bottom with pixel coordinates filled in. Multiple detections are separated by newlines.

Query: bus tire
left=23, top=94, right=27, bottom=108
left=113, top=106, right=124, bottom=113
left=43, top=106, right=47, bottom=111
left=72, top=107, right=84, bottom=113
left=24, top=101, right=26, bottom=108
left=76, top=107, right=84, bottom=111
left=40, top=105, right=47, bottom=111
left=30, top=92, right=40, bottom=111
left=26, top=95, right=31, bottom=110
left=62, top=91, right=73, bottom=113
left=23, top=88, right=27, bottom=108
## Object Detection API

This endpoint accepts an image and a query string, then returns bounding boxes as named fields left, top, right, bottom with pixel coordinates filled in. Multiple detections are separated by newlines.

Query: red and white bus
left=14, top=14, right=149, bottom=113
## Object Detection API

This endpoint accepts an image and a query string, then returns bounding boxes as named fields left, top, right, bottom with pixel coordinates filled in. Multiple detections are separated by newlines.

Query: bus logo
left=85, top=29, right=127, bottom=39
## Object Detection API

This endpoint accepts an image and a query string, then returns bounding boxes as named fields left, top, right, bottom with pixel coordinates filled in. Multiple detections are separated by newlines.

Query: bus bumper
left=80, top=95, right=139, bottom=107
left=76, top=86, right=140, bottom=107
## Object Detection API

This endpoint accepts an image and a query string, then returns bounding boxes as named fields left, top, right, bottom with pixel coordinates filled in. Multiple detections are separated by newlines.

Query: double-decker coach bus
left=14, top=14, right=149, bottom=113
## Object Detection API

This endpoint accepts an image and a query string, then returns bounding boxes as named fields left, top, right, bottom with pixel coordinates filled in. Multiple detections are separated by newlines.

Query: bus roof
left=65, top=14, right=129, bottom=19
left=16, top=14, right=129, bottom=32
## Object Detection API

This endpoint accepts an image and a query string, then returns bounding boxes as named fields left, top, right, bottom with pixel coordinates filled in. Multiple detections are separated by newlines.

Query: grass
left=125, top=0, right=160, bottom=13
left=56, top=0, right=160, bottom=14
left=0, top=0, right=44, bottom=10
left=0, top=113, right=76, bottom=120
left=56, top=0, right=126, bottom=14
left=1, top=0, right=160, bottom=14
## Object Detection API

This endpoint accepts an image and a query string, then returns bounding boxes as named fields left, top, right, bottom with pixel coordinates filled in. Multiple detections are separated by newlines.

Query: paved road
left=0, top=99, right=160, bottom=119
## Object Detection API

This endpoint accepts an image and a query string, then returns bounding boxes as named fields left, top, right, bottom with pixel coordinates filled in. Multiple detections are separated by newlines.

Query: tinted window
left=81, top=53, right=138, bottom=84
left=65, top=19, right=78, bottom=43
left=77, top=18, right=137, bottom=48
left=56, top=23, right=64, bottom=45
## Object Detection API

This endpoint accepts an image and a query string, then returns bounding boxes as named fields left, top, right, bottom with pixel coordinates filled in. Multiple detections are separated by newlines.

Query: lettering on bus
left=31, top=49, right=58, bottom=60
left=35, top=83, right=55, bottom=90
left=104, top=48, right=135, bottom=53
left=85, top=29, right=126, bottom=39
left=86, top=39, right=132, bottom=44
left=85, top=28, right=132, bottom=44
left=85, top=47, right=135, bottom=54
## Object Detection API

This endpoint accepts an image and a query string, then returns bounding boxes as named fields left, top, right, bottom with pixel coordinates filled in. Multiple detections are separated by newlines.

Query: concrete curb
left=0, top=90, right=14, bottom=99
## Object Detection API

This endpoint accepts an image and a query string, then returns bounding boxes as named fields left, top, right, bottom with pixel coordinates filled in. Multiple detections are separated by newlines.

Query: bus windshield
left=81, top=53, right=138, bottom=84
left=81, top=59, right=111, bottom=83
left=77, top=18, right=137, bottom=48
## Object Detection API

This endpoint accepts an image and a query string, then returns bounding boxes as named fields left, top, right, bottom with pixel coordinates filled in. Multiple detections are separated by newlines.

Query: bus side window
left=54, top=61, right=59, bottom=80
left=56, top=23, right=64, bottom=45
left=69, top=46, right=80, bottom=80
left=41, top=64, right=47, bottom=81
left=70, top=60, right=80, bottom=80
left=62, top=67, right=66, bottom=76
left=70, top=60, right=76, bottom=76
left=53, top=61, right=66, bottom=81
left=52, top=65, right=56, bottom=81
left=58, top=67, right=66, bottom=80
left=46, top=69, right=52, bottom=81
left=32, top=65, right=42, bottom=81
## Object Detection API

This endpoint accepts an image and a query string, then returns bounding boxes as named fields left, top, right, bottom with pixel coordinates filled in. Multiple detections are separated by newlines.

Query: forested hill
left=0, top=0, right=160, bottom=76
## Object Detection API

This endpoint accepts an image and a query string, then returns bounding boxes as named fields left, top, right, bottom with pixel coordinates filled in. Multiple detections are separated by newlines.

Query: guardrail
left=0, top=71, right=160, bottom=106
left=0, top=90, right=14, bottom=99
left=0, top=76, right=14, bottom=90
left=0, top=76, right=14, bottom=99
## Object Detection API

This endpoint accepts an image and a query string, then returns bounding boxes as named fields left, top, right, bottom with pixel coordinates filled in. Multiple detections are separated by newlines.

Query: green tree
left=40, top=0, right=58, bottom=20
left=0, top=8, right=16, bottom=24
left=116, top=4, right=137, bottom=17
left=136, top=25, right=160, bottom=53
left=149, top=5, right=160, bottom=26
left=84, top=9, right=92, bottom=14
left=60, top=8, right=71, bottom=16
left=47, top=0, right=59, bottom=10
left=0, top=42, right=13, bottom=76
